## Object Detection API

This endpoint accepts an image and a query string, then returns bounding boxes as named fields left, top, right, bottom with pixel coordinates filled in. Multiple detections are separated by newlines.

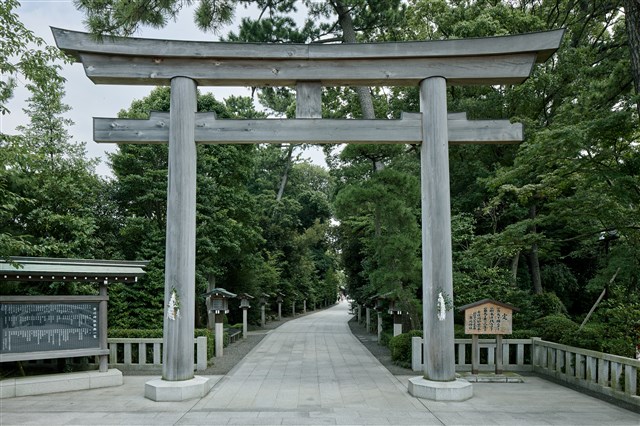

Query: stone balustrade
left=532, top=338, right=639, bottom=407
left=412, top=336, right=639, bottom=409
left=412, top=337, right=533, bottom=373
left=106, top=336, right=207, bottom=372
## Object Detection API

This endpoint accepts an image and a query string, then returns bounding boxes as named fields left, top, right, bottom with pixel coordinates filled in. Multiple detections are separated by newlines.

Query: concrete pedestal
left=145, top=376, right=213, bottom=401
left=408, top=376, right=473, bottom=401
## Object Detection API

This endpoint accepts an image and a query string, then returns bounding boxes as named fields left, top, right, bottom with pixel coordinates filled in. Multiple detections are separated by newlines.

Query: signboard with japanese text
left=0, top=302, right=100, bottom=354
left=462, top=300, right=515, bottom=335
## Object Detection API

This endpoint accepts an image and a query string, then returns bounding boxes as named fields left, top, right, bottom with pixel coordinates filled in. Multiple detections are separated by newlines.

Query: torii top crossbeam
left=52, top=28, right=564, bottom=87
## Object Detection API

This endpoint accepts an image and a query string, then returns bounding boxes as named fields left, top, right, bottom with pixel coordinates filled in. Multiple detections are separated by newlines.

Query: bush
left=532, top=292, right=568, bottom=317
left=379, top=331, right=393, bottom=348
left=532, top=315, right=578, bottom=343
left=388, top=330, right=422, bottom=368
left=454, top=324, right=466, bottom=338
left=510, top=329, right=537, bottom=339
left=560, top=324, right=605, bottom=352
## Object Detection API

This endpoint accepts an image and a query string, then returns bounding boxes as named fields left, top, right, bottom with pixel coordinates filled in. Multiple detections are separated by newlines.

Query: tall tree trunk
left=622, top=0, right=640, bottom=116
left=276, top=144, right=294, bottom=201
left=332, top=0, right=385, bottom=239
left=332, top=1, right=376, bottom=121
left=510, top=251, right=520, bottom=286
left=528, top=205, right=543, bottom=294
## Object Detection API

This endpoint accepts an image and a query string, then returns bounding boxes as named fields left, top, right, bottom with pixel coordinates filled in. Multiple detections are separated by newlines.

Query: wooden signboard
left=458, top=299, right=519, bottom=374
left=461, top=299, right=516, bottom=335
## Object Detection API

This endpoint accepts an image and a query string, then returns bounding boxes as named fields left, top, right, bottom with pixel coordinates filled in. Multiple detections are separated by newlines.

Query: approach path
left=1, top=301, right=638, bottom=425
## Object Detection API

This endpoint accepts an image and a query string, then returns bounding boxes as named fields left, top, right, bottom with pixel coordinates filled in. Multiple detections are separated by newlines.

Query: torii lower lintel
left=93, top=112, right=523, bottom=145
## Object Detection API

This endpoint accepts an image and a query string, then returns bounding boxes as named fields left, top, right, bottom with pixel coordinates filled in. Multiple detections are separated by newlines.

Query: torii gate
left=53, top=27, right=563, bottom=402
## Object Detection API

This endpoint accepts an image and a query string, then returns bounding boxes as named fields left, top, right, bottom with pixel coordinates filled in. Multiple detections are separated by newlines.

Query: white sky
left=3, top=0, right=326, bottom=177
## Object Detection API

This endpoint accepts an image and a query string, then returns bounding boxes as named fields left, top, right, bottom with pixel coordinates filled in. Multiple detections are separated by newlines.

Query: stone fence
left=412, top=337, right=533, bottom=373
left=412, top=336, right=639, bottom=408
left=532, top=337, right=639, bottom=407
left=106, top=337, right=207, bottom=372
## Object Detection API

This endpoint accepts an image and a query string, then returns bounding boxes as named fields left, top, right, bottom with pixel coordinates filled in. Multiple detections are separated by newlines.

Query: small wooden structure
left=458, top=299, right=519, bottom=374
left=238, top=293, right=254, bottom=339
left=203, top=288, right=236, bottom=357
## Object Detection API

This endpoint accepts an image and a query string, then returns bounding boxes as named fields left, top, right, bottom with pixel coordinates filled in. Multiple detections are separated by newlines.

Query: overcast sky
left=3, top=0, right=324, bottom=177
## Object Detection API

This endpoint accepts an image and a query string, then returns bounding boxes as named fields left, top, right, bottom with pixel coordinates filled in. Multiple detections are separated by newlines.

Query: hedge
left=388, top=330, right=423, bottom=368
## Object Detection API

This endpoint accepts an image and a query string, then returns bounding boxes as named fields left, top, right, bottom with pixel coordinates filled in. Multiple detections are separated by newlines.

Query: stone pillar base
left=145, top=376, right=213, bottom=401
left=408, top=376, right=473, bottom=401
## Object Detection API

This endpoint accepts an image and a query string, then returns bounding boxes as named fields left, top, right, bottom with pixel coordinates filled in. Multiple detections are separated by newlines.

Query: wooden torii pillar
left=53, top=27, right=563, bottom=402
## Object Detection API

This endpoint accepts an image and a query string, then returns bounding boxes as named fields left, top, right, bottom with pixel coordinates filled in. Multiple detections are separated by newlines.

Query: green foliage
left=532, top=315, right=579, bottom=343
left=378, top=331, right=393, bottom=348
left=560, top=324, right=605, bottom=352
left=388, top=330, right=422, bottom=367
left=532, top=292, right=568, bottom=318
left=590, top=300, right=640, bottom=358
left=0, top=0, right=68, bottom=115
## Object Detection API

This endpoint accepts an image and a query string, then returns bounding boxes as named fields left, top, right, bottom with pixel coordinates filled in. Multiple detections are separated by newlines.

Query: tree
left=106, top=87, right=267, bottom=328
left=2, top=55, right=103, bottom=268
left=1, top=0, right=72, bottom=260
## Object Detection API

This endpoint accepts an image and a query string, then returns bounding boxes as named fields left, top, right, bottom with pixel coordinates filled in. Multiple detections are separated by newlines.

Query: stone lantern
left=239, top=293, right=254, bottom=339
left=291, top=293, right=299, bottom=317
left=276, top=292, right=285, bottom=321
left=387, top=300, right=403, bottom=337
left=203, top=288, right=236, bottom=357
left=259, top=293, right=270, bottom=327
left=374, top=295, right=386, bottom=342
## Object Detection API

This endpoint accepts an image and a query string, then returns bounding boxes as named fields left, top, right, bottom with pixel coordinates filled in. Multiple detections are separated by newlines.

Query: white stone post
left=377, top=312, right=383, bottom=342
left=261, top=305, right=266, bottom=327
left=215, top=313, right=224, bottom=357
left=99, top=282, right=108, bottom=372
left=278, top=302, right=282, bottom=321
left=242, top=308, right=248, bottom=339
left=162, top=77, right=197, bottom=381
left=303, top=300, right=307, bottom=314
left=366, top=308, right=371, bottom=333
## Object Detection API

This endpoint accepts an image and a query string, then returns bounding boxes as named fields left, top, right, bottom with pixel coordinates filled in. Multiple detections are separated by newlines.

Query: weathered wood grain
left=52, top=27, right=563, bottom=63
left=94, top=113, right=522, bottom=144
left=420, top=76, right=456, bottom=382
left=162, top=77, right=197, bottom=382
left=78, top=53, right=537, bottom=86
left=296, top=82, right=322, bottom=118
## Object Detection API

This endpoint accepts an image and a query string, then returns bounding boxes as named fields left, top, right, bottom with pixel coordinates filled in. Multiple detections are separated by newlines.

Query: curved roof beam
left=52, top=28, right=564, bottom=87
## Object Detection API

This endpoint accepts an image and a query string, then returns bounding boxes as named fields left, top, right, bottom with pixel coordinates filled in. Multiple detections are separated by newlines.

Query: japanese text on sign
left=464, top=303, right=513, bottom=335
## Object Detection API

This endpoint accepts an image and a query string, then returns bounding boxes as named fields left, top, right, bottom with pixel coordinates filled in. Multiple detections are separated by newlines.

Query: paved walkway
left=1, top=302, right=638, bottom=425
